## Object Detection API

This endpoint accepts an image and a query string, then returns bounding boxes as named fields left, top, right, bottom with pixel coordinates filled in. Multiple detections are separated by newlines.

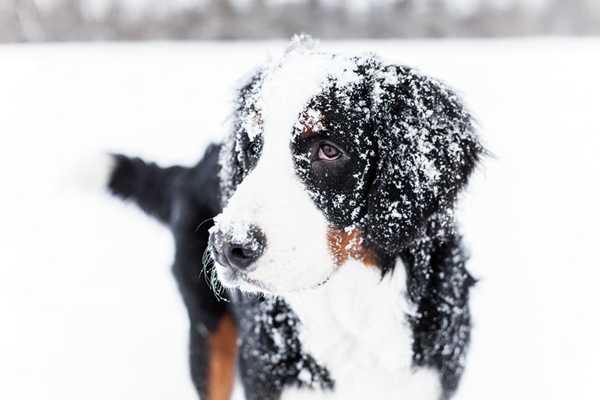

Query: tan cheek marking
left=207, top=313, right=238, bottom=400
left=327, top=227, right=378, bottom=267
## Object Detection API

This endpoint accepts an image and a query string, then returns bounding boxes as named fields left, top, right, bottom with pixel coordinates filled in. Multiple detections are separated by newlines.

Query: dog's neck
left=282, top=258, right=442, bottom=399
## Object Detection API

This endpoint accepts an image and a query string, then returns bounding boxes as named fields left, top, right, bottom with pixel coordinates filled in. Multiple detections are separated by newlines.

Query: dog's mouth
left=239, top=274, right=273, bottom=292
left=215, top=264, right=273, bottom=293
left=215, top=262, right=334, bottom=295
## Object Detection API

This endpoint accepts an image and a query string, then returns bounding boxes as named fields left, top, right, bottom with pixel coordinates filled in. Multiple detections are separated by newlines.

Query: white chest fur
left=281, top=259, right=442, bottom=400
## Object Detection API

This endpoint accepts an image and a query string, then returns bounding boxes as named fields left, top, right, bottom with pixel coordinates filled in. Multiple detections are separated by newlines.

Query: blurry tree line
left=1, top=0, right=599, bottom=42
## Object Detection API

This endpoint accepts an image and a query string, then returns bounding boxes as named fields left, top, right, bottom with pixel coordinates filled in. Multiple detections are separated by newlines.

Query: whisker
left=201, top=246, right=229, bottom=302
left=201, top=247, right=213, bottom=284
left=195, top=217, right=216, bottom=233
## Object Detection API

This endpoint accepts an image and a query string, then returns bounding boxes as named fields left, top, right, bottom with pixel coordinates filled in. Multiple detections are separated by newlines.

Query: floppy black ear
left=219, top=69, right=265, bottom=206
left=364, top=64, right=483, bottom=253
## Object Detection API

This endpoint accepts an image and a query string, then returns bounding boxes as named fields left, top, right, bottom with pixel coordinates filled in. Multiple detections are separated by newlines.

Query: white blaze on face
left=213, top=52, right=360, bottom=294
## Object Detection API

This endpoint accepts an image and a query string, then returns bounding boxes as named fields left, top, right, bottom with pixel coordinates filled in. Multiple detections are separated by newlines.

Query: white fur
left=282, top=258, right=442, bottom=400
left=213, top=52, right=360, bottom=294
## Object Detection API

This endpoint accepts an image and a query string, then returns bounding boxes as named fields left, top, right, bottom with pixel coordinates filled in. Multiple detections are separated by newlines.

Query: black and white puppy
left=106, top=36, right=483, bottom=400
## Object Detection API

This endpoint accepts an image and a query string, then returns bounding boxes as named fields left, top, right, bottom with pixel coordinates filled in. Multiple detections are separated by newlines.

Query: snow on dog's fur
left=106, top=35, right=484, bottom=400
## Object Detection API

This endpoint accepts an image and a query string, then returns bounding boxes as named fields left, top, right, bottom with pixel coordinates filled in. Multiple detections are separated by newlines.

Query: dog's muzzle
left=209, top=226, right=266, bottom=272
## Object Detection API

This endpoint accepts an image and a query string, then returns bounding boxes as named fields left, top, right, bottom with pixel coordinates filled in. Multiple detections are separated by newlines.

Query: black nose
left=210, top=227, right=266, bottom=272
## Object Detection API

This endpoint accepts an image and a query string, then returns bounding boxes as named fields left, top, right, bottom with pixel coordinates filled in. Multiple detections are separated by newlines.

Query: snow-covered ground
left=1, top=38, right=599, bottom=400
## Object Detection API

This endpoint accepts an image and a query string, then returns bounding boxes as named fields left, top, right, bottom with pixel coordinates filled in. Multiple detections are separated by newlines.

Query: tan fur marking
left=207, top=313, right=238, bottom=400
left=250, top=111, right=262, bottom=127
left=298, top=110, right=325, bottom=138
left=327, top=227, right=378, bottom=267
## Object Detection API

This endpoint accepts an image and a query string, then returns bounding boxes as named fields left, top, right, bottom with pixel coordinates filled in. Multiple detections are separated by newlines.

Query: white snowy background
left=1, top=38, right=599, bottom=399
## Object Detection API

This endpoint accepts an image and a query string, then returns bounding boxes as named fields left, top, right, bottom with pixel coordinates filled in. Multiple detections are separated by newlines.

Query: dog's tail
left=106, top=154, right=186, bottom=224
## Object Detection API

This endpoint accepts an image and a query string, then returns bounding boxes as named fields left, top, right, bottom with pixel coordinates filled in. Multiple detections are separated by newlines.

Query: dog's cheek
left=214, top=163, right=339, bottom=294
left=292, top=147, right=375, bottom=229
left=246, top=195, right=338, bottom=293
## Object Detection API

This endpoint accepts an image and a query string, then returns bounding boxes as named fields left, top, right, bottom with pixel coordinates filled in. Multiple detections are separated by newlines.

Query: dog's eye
left=317, top=143, right=341, bottom=161
left=246, top=141, right=260, bottom=158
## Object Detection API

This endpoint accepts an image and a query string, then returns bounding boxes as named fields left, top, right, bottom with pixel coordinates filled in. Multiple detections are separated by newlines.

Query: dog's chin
left=215, top=264, right=272, bottom=294
left=215, top=264, right=333, bottom=295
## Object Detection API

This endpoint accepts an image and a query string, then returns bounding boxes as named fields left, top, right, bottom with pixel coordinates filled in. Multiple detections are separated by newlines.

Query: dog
left=105, top=36, right=483, bottom=400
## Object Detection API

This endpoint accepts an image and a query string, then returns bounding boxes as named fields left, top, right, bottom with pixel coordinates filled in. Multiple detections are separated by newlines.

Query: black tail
left=107, top=154, right=186, bottom=224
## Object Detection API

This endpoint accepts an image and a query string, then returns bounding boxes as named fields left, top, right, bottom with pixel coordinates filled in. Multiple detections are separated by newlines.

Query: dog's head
left=209, top=37, right=482, bottom=294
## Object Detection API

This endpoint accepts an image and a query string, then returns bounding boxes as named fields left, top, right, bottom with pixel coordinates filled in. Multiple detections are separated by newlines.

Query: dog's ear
left=364, top=64, right=483, bottom=253
left=219, top=69, right=265, bottom=206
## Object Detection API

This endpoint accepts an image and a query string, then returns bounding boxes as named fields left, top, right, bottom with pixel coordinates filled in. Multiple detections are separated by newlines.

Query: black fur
left=232, top=293, right=334, bottom=400
left=108, top=144, right=228, bottom=398
left=107, top=42, right=483, bottom=400
left=291, top=58, right=377, bottom=228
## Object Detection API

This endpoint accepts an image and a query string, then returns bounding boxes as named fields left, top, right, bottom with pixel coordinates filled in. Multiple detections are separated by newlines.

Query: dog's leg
left=170, top=191, right=237, bottom=400
left=106, top=146, right=237, bottom=399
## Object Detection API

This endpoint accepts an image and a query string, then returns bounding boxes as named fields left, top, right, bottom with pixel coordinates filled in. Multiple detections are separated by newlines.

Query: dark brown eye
left=318, top=143, right=341, bottom=161
left=246, top=141, right=260, bottom=158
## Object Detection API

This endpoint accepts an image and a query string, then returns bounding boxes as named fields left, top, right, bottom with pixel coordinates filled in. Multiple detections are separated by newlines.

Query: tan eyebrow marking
left=242, top=110, right=263, bottom=139
left=296, top=109, right=326, bottom=139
